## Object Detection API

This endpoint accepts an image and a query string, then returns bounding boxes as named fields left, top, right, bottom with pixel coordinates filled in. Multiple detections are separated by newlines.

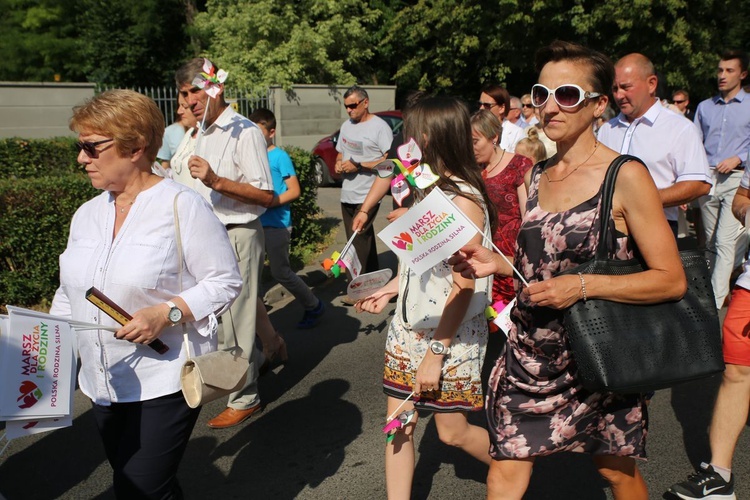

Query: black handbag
left=560, top=155, right=724, bottom=394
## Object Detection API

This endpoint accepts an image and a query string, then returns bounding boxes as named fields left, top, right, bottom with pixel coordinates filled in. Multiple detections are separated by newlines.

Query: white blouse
left=49, top=179, right=242, bottom=405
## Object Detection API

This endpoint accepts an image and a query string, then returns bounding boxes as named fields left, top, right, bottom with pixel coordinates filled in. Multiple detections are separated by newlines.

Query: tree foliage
left=193, top=0, right=382, bottom=90
left=0, top=0, right=83, bottom=81
left=0, top=0, right=748, bottom=102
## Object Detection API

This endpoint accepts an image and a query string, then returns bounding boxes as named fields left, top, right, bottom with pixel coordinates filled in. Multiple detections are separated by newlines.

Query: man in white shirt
left=176, top=58, right=274, bottom=429
left=335, top=86, right=393, bottom=282
left=508, top=96, right=528, bottom=129
left=597, top=53, right=712, bottom=236
left=478, top=84, right=526, bottom=153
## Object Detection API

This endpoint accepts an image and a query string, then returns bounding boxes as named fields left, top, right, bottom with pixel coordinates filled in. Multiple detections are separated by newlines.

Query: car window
left=379, top=116, right=404, bottom=136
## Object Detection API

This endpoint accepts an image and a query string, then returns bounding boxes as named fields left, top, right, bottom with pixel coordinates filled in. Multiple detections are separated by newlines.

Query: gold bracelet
left=578, top=272, right=587, bottom=301
left=358, top=209, right=369, bottom=216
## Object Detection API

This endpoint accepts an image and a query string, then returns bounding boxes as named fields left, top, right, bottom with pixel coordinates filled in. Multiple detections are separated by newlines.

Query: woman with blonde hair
left=51, top=89, right=241, bottom=498
left=471, top=109, right=532, bottom=306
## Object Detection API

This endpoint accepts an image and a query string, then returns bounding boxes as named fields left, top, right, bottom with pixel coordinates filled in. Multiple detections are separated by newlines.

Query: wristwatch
left=166, top=301, right=183, bottom=325
left=429, top=340, right=448, bottom=356
left=354, top=161, right=363, bottom=172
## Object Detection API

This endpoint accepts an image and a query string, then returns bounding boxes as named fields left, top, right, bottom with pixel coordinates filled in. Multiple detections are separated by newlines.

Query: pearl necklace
left=544, top=141, right=599, bottom=183
left=114, top=199, right=135, bottom=213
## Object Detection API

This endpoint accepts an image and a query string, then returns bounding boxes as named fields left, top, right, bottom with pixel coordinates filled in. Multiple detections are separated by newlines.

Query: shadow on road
left=180, top=379, right=361, bottom=499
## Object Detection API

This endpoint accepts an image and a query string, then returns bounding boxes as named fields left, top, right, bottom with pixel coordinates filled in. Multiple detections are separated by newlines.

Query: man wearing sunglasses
left=335, top=85, right=394, bottom=289
left=520, top=94, right=539, bottom=127
left=671, top=89, right=693, bottom=121
left=597, top=53, right=711, bottom=238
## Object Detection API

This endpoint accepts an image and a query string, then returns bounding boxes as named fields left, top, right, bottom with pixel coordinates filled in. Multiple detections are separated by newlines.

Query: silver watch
left=166, top=301, right=183, bottom=325
left=429, top=340, right=448, bottom=355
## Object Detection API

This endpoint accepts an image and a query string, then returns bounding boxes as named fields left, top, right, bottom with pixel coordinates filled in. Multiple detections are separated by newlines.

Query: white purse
left=171, top=192, right=248, bottom=408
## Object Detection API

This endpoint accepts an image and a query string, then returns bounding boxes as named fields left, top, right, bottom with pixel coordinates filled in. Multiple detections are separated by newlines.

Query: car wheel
left=314, top=158, right=332, bottom=187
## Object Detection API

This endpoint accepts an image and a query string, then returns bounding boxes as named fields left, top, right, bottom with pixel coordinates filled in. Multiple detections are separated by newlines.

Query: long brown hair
left=404, top=96, right=497, bottom=235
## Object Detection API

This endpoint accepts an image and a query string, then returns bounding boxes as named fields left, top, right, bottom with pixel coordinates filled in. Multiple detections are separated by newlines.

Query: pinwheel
left=192, top=58, right=228, bottom=151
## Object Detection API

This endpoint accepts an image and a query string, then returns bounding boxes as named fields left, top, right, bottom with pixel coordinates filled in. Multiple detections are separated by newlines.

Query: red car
left=312, top=110, right=403, bottom=186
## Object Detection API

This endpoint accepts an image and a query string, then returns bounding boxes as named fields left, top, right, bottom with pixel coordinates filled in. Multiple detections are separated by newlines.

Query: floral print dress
left=383, top=182, right=491, bottom=412
left=486, top=163, right=648, bottom=459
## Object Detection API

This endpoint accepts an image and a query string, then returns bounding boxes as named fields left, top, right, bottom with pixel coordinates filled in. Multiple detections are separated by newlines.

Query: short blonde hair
left=70, top=89, right=164, bottom=162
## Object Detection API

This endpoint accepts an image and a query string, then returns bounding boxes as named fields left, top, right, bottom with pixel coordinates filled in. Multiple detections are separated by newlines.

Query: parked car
left=312, top=110, right=403, bottom=186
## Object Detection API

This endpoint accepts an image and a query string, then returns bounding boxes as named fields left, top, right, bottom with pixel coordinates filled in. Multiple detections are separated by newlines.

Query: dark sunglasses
left=672, top=99, right=686, bottom=104
left=76, top=138, right=114, bottom=158
left=477, top=101, right=498, bottom=110
left=531, top=84, right=602, bottom=109
left=345, top=100, right=364, bottom=110
left=521, top=103, right=534, bottom=109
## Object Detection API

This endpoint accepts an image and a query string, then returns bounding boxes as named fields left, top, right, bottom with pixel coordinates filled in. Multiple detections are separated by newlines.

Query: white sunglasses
left=531, top=83, right=602, bottom=109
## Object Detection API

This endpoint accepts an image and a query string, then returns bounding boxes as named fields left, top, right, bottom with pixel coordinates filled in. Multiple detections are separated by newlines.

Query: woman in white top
left=50, top=89, right=241, bottom=499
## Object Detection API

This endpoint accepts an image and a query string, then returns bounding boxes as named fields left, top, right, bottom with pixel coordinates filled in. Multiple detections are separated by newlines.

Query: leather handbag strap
left=595, top=154, right=646, bottom=260
left=173, top=192, right=192, bottom=359
left=173, top=191, right=241, bottom=359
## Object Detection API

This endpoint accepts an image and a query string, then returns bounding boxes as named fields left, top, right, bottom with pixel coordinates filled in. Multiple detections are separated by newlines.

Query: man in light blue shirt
left=696, top=49, right=750, bottom=309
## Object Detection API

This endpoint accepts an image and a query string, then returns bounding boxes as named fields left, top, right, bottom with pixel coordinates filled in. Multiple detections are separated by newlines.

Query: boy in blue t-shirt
left=250, top=108, right=325, bottom=328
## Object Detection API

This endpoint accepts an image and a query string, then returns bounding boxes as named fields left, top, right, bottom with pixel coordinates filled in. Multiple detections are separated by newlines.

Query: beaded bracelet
left=578, top=272, right=587, bottom=302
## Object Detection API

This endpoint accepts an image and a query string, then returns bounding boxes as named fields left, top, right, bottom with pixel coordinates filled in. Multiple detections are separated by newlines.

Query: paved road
left=0, top=187, right=748, bottom=499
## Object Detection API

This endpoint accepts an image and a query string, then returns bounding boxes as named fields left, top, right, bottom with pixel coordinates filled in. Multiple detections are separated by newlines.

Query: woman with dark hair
left=471, top=110, right=532, bottom=307
left=356, top=96, right=497, bottom=499
left=478, top=84, right=526, bottom=152
left=452, top=41, right=686, bottom=499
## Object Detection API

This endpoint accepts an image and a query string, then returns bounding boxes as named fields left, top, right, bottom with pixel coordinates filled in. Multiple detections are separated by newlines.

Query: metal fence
left=96, top=85, right=274, bottom=123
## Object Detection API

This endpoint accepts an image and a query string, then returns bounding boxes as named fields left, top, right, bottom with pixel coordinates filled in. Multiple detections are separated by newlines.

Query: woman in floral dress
left=471, top=110, right=533, bottom=306
left=450, top=41, right=686, bottom=499
left=356, top=96, right=497, bottom=499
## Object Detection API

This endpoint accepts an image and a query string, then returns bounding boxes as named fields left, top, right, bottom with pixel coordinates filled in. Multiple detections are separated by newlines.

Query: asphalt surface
left=0, top=187, right=748, bottom=499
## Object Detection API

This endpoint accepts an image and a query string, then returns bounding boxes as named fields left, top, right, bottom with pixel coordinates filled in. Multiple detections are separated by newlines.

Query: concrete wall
left=0, top=82, right=96, bottom=139
left=271, top=84, right=397, bottom=150
left=0, top=82, right=397, bottom=151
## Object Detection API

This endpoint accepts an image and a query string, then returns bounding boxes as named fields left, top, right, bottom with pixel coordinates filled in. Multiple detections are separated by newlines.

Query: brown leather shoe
left=207, top=405, right=262, bottom=429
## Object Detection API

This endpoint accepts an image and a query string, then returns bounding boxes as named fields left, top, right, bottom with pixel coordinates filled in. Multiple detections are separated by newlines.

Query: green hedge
left=0, top=138, right=326, bottom=311
left=0, top=137, right=81, bottom=178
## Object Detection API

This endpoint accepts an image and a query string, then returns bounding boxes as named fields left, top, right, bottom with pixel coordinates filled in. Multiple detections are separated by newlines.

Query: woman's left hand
left=524, top=275, right=583, bottom=309
left=115, top=304, right=170, bottom=345
left=414, top=353, right=443, bottom=394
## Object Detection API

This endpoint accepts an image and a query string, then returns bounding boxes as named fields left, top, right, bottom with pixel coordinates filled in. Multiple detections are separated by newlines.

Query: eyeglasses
left=345, top=100, right=364, bottom=110
left=477, top=101, right=498, bottom=110
left=76, top=138, right=114, bottom=158
left=521, top=103, right=534, bottom=109
left=672, top=99, right=686, bottom=104
left=531, top=84, right=602, bottom=109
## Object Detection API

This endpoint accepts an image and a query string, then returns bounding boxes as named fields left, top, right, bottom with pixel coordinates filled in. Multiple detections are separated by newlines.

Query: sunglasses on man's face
left=672, top=99, right=686, bottom=104
left=345, top=100, right=364, bottom=110
left=76, top=138, right=114, bottom=159
left=531, top=84, right=602, bottom=109
left=477, top=101, right=498, bottom=110
left=521, top=103, right=534, bottom=109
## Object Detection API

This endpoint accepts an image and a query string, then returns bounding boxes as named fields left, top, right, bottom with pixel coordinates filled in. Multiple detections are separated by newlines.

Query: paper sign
left=375, top=160, right=396, bottom=178
left=412, top=163, right=439, bottom=189
left=378, top=187, right=479, bottom=275
left=1, top=307, right=76, bottom=420
left=492, top=298, right=516, bottom=337
left=339, top=244, right=362, bottom=279
left=5, top=415, right=73, bottom=439
left=397, top=138, right=422, bottom=165
left=391, top=176, right=411, bottom=206
left=347, top=269, right=393, bottom=300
